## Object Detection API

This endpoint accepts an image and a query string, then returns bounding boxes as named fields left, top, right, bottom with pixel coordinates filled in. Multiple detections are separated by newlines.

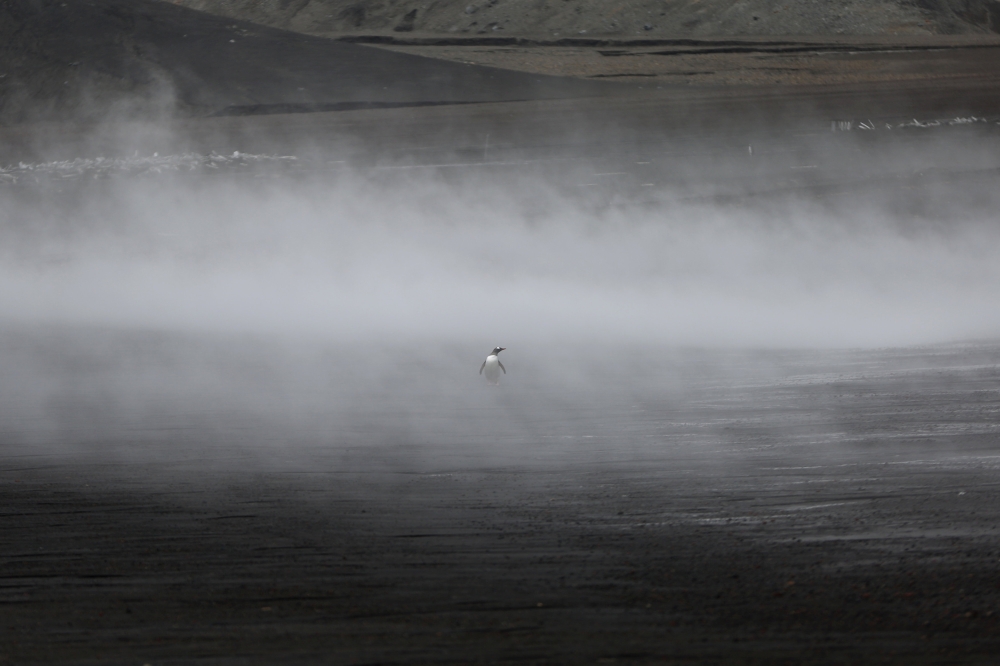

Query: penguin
left=479, top=346, right=506, bottom=384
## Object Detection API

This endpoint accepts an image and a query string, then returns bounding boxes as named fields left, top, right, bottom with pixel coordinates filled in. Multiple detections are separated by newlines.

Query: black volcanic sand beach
left=4, top=2, right=1000, bottom=665
left=3, top=336, right=1000, bottom=664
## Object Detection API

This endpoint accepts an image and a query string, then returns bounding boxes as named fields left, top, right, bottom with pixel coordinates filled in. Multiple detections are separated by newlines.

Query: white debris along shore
left=0, top=151, right=298, bottom=184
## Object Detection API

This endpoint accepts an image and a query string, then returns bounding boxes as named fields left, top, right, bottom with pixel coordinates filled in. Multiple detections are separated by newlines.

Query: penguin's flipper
left=498, top=360, right=506, bottom=374
left=479, top=360, right=487, bottom=375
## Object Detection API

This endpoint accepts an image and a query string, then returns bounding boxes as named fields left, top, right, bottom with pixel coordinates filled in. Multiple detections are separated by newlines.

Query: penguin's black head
left=492, top=346, right=506, bottom=355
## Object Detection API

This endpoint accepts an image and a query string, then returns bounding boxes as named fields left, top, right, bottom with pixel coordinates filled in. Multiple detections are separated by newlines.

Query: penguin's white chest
left=483, top=355, right=501, bottom=381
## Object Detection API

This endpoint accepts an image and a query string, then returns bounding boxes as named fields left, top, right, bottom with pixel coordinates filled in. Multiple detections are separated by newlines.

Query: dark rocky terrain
left=4, top=336, right=1000, bottom=664
left=176, top=0, right=1000, bottom=37
left=4, top=1, right=1000, bottom=125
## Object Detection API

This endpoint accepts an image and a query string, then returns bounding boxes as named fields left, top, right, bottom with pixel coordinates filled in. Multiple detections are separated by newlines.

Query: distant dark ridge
left=211, top=100, right=485, bottom=117
left=337, top=35, right=806, bottom=48
left=607, top=43, right=1000, bottom=57
left=0, top=0, right=615, bottom=125
left=174, top=0, right=1000, bottom=37
left=338, top=34, right=1000, bottom=53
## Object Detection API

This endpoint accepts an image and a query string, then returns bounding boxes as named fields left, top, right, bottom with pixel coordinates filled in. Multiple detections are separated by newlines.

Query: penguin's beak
left=500, top=347, right=506, bottom=351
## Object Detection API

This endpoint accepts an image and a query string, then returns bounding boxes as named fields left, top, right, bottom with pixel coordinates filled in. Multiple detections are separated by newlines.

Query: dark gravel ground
left=3, top=338, right=1000, bottom=664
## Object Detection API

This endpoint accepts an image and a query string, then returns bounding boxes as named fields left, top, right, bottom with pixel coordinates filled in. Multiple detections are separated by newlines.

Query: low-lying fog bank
left=2, top=137, right=999, bottom=468
left=3, top=158, right=1000, bottom=347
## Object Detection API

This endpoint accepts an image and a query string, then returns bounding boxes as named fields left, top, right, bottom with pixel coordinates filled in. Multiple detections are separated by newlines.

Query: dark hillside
left=0, top=0, right=614, bottom=124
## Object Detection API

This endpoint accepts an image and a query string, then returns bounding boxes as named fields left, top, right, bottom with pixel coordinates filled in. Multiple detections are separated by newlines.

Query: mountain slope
left=0, top=0, right=615, bottom=124
left=171, top=0, right=1000, bottom=37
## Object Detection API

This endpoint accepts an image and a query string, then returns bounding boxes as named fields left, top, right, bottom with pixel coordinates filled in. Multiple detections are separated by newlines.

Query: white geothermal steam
left=1, top=162, right=999, bottom=349
left=2, top=144, right=1000, bottom=466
